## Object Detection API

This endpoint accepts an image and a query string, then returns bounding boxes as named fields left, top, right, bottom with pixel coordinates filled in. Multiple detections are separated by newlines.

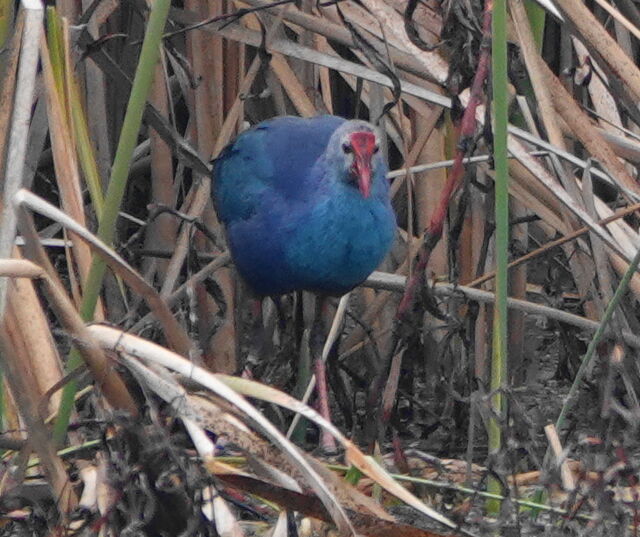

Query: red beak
left=349, top=131, right=377, bottom=198
left=354, top=156, right=372, bottom=198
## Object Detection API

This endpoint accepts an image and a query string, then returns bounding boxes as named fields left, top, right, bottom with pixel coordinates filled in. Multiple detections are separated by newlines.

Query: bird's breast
left=284, top=193, right=396, bottom=294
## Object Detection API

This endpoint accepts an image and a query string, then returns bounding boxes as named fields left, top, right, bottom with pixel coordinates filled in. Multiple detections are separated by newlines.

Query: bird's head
left=327, top=120, right=382, bottom=198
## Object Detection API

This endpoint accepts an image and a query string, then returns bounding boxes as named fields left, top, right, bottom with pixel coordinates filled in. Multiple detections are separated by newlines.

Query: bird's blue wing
left=212, top=115, right=345, bottom=224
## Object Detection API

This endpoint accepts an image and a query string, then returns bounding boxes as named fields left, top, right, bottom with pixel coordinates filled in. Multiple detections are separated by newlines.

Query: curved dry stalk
left=0, top=258, right=44, bottom=278
left=88, top=325, right=468, bottom=535
left=13, top=189, right=195, bottom=357
left=15, top=206, right=138, bottom=416
left=86, top=325, right=355, bottom=536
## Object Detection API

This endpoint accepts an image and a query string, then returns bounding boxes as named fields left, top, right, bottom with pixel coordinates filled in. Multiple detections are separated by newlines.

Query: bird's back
left=213, top=115, right=345, bottom=225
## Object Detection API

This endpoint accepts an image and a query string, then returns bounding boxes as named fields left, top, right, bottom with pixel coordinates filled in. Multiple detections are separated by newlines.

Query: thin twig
left=365, top=271, right=640, bottom=350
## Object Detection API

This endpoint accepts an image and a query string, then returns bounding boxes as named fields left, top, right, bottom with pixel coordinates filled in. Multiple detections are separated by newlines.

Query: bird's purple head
left=328, top=120, right=381, bottom=198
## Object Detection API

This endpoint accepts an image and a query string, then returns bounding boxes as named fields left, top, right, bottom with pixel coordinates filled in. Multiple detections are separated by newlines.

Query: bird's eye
left=373, top=144, right=380, bottom=154
left=342, top=143, right=352, bottom=154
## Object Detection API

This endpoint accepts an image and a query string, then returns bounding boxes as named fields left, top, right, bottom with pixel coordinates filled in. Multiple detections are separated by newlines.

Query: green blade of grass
left=487, top=0, right=509, bottom=515
left=45, top=8, right=65, bottom=97
left=524, top=0, right=546, bottom=52
left=0, top=0, right=13, bottom=51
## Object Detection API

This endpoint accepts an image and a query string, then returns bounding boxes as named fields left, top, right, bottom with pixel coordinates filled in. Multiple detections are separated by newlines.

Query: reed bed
left=2, top=0, right=640, bottom=535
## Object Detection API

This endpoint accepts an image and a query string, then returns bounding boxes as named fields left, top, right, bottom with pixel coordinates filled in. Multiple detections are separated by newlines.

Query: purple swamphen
left=213, top=115, right=396, bottom=297
left=213, top=115, right=396, bottom=449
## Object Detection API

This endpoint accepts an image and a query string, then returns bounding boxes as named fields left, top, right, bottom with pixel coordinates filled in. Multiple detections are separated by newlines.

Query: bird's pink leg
left=314, top=356, right=336, bottom=452
left=312, top=296, right=338, bottom=454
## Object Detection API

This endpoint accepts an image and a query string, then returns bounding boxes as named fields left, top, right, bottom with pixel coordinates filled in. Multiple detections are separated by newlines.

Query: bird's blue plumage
left=213, top=115, right=396, bottom=296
